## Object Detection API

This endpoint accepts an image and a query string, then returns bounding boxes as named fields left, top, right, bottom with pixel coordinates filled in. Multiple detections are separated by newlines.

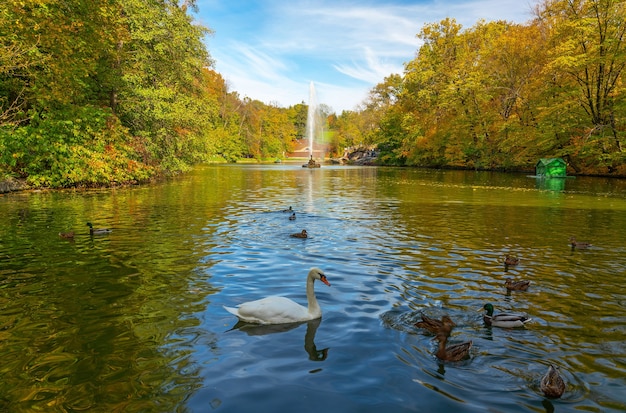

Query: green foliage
left=0, top=0, right=234, bottom=186
left=0, top=106, right=154, bottom=187
left=1, top=0, right=319, bottom=184
left=288, top=103, right=308, bottom=141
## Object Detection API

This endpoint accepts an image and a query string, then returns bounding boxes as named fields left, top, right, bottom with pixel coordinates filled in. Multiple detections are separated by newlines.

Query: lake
left=1, top=164, right=625, bottom=412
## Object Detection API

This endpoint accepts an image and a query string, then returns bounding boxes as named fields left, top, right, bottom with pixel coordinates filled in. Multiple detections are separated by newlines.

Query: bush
left=0, top=105, right=156, bottom=187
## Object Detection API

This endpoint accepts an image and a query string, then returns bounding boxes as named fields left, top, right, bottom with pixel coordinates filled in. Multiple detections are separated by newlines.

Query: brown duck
left=415, top=314, right=456, bottom=334
left=58, top=231, right=75, bottom=239
left=569, top=237, right=591, bottom=249
left=540, top=364, right=566, bottom=398
left=504, top=278, right=531, bottom=291
left=504, top=255, right=519, bottom=266
left=290, top=229, right=308, bottom=238
left=434, top=331, right=472, bottom=362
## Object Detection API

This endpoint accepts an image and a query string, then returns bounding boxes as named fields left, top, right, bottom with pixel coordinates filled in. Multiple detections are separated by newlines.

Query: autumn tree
left=535, top=0, right=626, bottom=172
left=395, top=18, right=465, bottom=166
left=371, top=9, right=625, bottom=173
left=479, top=22, right=549, bottom=168
left=332, top=111, right=362, bottom=153
left=202, top=69, right=247, bottom=162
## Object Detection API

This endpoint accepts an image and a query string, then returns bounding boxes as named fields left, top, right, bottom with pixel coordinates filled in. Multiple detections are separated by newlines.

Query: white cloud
left=196, top=0, right=536, bottom=112
left=333, top=47, right=406, bottom=84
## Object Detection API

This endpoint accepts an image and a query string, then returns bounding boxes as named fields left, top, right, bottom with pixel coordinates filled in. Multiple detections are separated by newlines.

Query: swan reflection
left=228, top=318, right=329, bottom=361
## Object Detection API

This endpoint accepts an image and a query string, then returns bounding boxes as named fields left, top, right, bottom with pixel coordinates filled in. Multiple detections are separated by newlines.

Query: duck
left=482, top=303, right=532, bottom=328
left=223, top=267, right=331, bottom=324
left=415, top=314, right=456, bottom=334
left=289, top=212, right=296, bottom=220
left=86, top=222, right=112, bottom=235
left=58, top=231, right=75, bottom=239
left=434, top=331, right=472, bottom=362
left=540, top=364, right=566, bottom=398
left=290, top=229, right=308, bottom=238
left=504, top=278, right=531, bottom=291
left=569, top=237, right=591, bottom=249
left=282, top=206, right=293, bottom=213
left=504, top=255, right=520, bottom=266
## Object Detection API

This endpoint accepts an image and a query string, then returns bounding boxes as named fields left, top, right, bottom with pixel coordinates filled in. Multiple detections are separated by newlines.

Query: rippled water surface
left=1, top=164, right=625, bottom=412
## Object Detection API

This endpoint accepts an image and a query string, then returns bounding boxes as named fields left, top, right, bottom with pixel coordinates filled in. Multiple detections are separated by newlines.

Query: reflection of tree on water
left=227, top=318, right=328, bottom=361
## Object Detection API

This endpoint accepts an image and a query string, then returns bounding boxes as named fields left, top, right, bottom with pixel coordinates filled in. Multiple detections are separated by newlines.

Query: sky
left=193, top=0, right=536, bottom=113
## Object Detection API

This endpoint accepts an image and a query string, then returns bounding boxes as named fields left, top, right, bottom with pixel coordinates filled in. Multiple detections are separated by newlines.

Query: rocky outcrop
left=339, top=145, right=379, bottom=165
left=0, top=177, right=26, bottom=193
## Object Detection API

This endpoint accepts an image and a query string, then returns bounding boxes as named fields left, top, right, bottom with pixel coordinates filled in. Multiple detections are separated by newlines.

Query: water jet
left=303, top=81, right=322, bottom=168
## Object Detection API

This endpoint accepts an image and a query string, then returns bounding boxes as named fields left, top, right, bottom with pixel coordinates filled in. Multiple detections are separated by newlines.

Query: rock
left=0, top=177, right=26, bottom=193
left=341, top=145, right=379, bottom=165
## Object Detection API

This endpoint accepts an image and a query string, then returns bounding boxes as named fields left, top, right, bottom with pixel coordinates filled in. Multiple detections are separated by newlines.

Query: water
left=1, top=165, right=625, bottom=412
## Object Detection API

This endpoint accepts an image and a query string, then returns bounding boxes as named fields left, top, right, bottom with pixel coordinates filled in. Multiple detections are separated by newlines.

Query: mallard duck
left=504, top=278, right=531, bottom=291
left=415, top=314, right=456, bottom=334
left=540, top=364, right=566, bottom=398
left=289, top=212, right=296, bottom=220
left=290, top=229, right=308, bottom=238
left=504, top=255, right=520, bottom=266
left=86, top=222, right=112, bottom=235
left=482, top=303, right=531, bottom=328
left=58, top=231, right=75, bottom=239
left=282, top=206, right=293, bottom=213
left=434, top=331, right=472, bottom=362
left=569, top=237, right=591, bottom=249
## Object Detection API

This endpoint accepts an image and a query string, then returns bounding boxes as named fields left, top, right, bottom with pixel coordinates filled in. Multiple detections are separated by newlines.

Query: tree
left=479, top=22, right=549, bottom=168
left=349, top=74, right=404, bottom=162
left=116, top=0, right=214, bottom=169
left=399, top=18, right=465, bottom=166
left=536, top=0, right=626, bottom=171
left=0, top=0, right=221, bottom=185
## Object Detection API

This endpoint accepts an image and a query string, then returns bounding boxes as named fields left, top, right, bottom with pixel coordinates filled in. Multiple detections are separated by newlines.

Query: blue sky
left=193, top=0, right=536, bottom=113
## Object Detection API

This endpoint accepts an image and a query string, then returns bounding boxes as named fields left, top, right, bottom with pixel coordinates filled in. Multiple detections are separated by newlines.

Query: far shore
left=3, top=160, right=625, bottom=195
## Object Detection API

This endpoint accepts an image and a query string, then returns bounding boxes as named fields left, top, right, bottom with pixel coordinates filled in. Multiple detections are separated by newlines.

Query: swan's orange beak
left=320, top=275, right=331, bottom=286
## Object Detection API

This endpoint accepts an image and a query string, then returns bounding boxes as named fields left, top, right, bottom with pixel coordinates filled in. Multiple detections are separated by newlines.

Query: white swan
left=223, top=267, right=331, bottom=324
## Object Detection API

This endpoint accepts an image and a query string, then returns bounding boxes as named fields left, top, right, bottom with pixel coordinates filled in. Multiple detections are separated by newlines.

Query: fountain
left=303, top=81, right=322, bottom=168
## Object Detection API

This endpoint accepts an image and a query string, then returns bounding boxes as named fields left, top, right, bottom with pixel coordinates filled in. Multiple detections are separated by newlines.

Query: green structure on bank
left=535, top=158, right=567, bottom=177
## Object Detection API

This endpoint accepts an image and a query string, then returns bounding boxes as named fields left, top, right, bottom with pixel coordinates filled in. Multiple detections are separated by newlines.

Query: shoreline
left=2, top=163, right=625, bottom=195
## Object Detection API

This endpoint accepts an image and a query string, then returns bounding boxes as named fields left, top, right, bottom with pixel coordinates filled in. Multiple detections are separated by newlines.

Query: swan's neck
left=306, top=276, right=321, bottom=317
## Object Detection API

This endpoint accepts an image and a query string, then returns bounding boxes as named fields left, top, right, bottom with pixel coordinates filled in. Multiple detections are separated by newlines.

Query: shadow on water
left=226, top=318, right=329, bottom=362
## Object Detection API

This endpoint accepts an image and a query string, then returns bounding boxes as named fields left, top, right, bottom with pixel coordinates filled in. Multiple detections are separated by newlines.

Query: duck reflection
left=541, top=398, right=555, bottom=413
left=228, top=318, right=329, bottom=361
